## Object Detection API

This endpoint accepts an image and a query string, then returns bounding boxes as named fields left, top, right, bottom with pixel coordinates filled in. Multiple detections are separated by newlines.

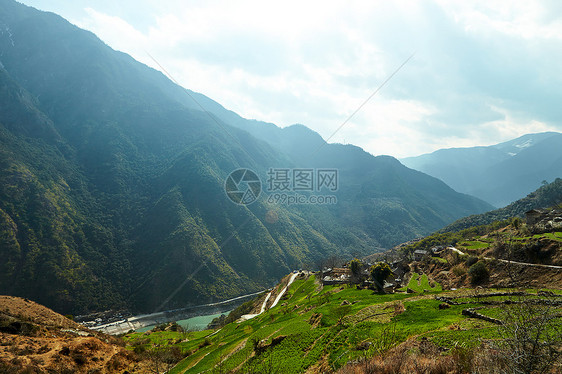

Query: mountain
left=440, top=177, right=562, bottom=233
left=0, top=0, right=491, bottom=314
left=401, top=132, right=562, bottom=207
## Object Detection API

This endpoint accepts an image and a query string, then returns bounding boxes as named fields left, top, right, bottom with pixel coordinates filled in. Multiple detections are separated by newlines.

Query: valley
left=85, top=291, right=264, bottom=335
left=2, top=196, right=562, bottom=373
left=1, top=1, right=562, bottom=373
left=0, top=0, right=492, bottom=315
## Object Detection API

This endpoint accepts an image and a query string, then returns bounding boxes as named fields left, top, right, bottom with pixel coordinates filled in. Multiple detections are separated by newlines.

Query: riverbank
left=136, top=311, right=229, bottom=333
left=86, top=290, right=265, bottom=335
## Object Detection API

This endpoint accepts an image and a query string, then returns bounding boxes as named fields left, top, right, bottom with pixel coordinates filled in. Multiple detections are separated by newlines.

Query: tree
left=349, top=258, right=364, bottom=284
left=468, top=261, right=489, bottom=285
left=370, top=262, right=393, bottom=291
left=496, top=295, right=562, bottom=373
left=317, top=255, right=341, bottom=273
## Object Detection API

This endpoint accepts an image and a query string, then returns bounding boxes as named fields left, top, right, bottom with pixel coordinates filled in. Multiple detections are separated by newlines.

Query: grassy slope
left=125, top=274, right=558, bottom=373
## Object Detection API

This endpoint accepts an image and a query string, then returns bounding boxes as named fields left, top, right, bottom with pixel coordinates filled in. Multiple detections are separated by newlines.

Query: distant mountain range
left=0, top=0, right=491, bottom=314
left=401, top=132, right=562, bottom=208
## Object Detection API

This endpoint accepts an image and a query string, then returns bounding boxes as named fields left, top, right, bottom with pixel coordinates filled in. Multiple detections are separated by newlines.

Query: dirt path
left=241, top=271, right=300, bottom=321
left=270, top=272, right=299, bottom=308
left=240, top=290, right=273, bottom=321
left=449, top=246, right=562, bottom=270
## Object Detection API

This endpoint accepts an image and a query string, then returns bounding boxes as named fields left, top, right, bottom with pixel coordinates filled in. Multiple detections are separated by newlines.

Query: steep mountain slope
left=401, top=132, right=562, bottom=207
left=441, top=178, right=562, bottom=232
left=0, top=0, right=491, bottom=314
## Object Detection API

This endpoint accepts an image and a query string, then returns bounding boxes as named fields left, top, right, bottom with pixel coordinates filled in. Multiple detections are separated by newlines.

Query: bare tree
left=496, top=295, right=562, bottom=374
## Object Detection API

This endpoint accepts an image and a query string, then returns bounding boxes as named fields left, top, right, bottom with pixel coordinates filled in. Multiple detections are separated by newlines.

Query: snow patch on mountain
left=1, top=24, right=15, bottom=47
left=514, top=139, right=533, bottom=150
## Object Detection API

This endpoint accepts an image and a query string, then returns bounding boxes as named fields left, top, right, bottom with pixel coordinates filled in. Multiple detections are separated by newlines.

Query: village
left=322, top=207, right=562, bottom=293
left=319, top=246, right=443, bottom=292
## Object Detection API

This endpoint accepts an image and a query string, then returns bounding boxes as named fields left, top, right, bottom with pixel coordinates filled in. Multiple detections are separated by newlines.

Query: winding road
left=448, top=246, right=562, bottom=270
left=240, top=271, right=300, bottom=321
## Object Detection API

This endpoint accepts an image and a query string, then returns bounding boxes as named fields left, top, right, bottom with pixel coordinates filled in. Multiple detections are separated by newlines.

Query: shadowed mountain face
left=0, top=0, right=491, bottom=314
left=402, top=132, right=562, bottom=208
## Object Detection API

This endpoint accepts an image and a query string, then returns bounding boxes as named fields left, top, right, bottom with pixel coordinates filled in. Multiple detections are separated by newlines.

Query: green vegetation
left=399, top=219, right=509, bottom=258
left=431, top=256, right=448, bottom=264
left=468, top=262, right=489, bottom=285
left=123, top=275, right=562, bottom=373
left=540, top=232, right=562, bottom=242
left=461, top=240, right=490, bottom=250
left=400, top=273, right=442, bottom=293
left=369, top=262, right=392, bottom=290
left=0, top=0, right=495, bottom=314
left=441, top=179, right=562, bottom=232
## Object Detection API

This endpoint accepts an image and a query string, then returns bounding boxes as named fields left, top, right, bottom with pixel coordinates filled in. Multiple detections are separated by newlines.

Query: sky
left=18, top=0, right=562, bottom=158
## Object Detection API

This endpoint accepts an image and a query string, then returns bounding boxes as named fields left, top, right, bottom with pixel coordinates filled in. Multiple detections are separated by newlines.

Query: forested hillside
left=0, top=0, right=491, bottom=314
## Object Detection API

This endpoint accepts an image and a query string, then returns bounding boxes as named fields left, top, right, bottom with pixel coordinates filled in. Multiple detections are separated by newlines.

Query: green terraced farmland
left=124, top=275, right=562, bottom=373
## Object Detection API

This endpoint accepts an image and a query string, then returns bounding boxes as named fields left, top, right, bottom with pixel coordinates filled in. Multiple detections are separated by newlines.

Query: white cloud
left=19, top=0, right=562, bottom=158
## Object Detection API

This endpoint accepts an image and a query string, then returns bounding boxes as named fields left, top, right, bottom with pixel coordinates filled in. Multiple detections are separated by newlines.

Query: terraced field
left=123, top=274, right=562, bottom=373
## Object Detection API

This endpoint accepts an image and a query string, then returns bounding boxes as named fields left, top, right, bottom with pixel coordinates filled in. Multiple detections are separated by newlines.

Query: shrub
left=465, top=256, right=479, bottom=267
left=496, top=296, right=562, bottom=373
left=349, top=258, right=365, bottom=284
left=198, top=338, right=211, bottom=349
left=511, top=217, right=521, bottom=229
left=452, top=265, right=466, bottom=277
left=468, top=262, right=489, bottom=285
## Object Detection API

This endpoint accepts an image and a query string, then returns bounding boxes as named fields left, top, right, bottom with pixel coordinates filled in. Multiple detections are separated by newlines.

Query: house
left=383, top=281, right=394, bottom=293
left=430, top=246, right=445, bottom=256
left=414, top=249, right=428, bottom=261
left=525, top=209, right=549, bottom=225
left=391, top=261, right=409, bottom=279
left=525, top=208, right=562, bottom=232
left=321, top=267, right=351, bottom=285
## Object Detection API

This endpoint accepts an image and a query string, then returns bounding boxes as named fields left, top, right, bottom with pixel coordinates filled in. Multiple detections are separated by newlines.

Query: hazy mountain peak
left=402, top=131, right=562, bottom=207
left=491, top=131, right=561, bottom=155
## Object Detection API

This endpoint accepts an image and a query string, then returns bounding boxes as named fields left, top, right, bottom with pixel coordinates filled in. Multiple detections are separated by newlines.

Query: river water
left=136, top=310, right=230, bottom=332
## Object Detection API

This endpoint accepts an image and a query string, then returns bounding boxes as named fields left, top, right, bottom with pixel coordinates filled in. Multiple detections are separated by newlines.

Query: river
left=136, top=311, right=230, bottom=332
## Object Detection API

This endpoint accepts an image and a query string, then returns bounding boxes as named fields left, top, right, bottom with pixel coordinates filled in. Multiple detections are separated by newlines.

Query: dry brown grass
left=337, top=338, right=512, bottom=374
left=0, top=296, right=155, bottom=373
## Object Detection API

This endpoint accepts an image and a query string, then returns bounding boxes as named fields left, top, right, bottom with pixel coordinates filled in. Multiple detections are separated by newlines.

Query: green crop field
left=121, top=273, right=562, bottom=373
left=399, top=273, right=442, bottom=293
left=459, top=240, right=490, bottom=250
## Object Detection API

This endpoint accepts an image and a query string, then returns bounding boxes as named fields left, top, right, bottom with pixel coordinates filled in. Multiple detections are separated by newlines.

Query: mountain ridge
left=440, top=177, right=562, bottom=233
left=401, top=131, right=562, bottom=207
left=0, top=0, right=491, bottom=314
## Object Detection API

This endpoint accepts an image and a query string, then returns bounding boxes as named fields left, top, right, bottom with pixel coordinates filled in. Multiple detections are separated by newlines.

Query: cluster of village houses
left=320, top=208, right=562, bottom=292
left=525, top=208, right=562, bottom=233
left=320, top=245, right=451, bottom=292
left=321, top=259, right=409, bottom=292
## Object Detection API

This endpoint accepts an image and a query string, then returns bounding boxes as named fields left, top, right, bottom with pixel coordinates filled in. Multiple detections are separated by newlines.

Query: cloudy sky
left=19, top=0, right=562, bottom=157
